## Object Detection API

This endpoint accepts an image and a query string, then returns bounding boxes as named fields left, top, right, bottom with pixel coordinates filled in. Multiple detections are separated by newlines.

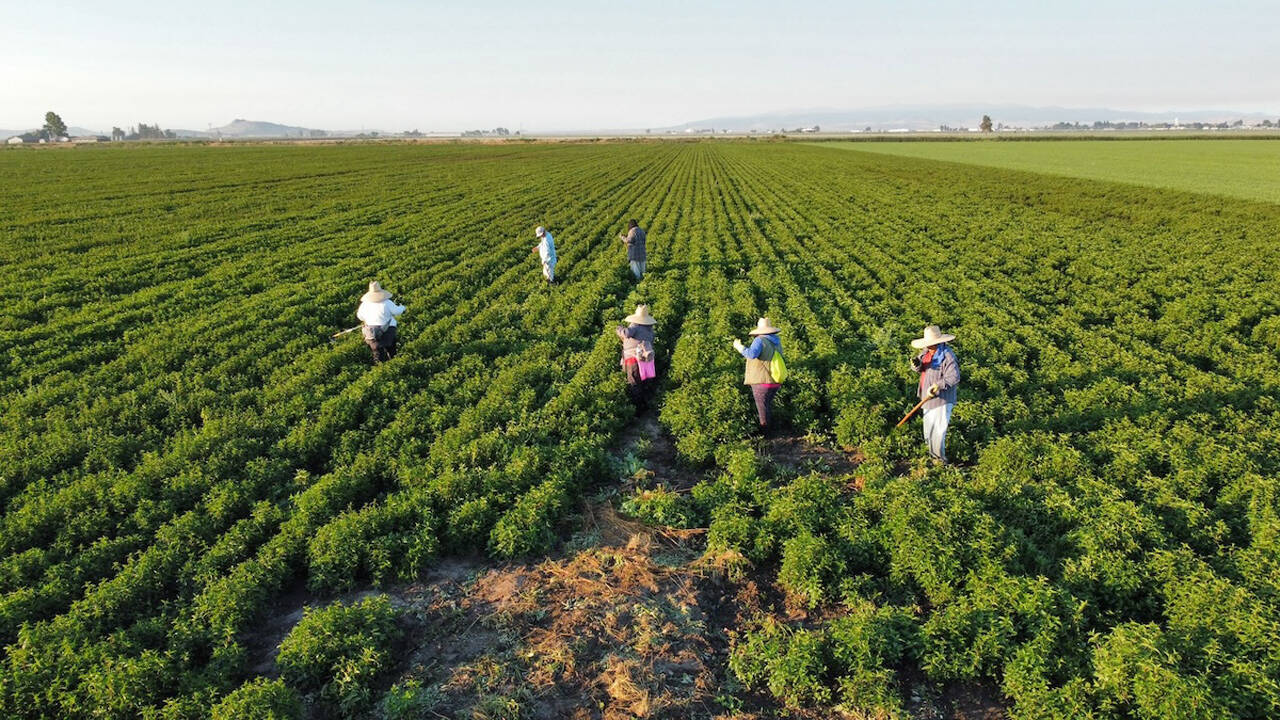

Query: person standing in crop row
left=734, top=318, right=784, bottom=433
left=533, top=226, right=557, bottom=284
left=357, top=281, right=405, bottom=363
left=615, top=304, right=657, bottom=409
left=618, top=220, right=646, bottom=280
left=910, top=325, right=961, bottom=464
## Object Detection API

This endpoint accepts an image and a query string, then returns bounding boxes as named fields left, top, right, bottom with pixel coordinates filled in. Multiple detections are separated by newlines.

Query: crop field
left=831, top=138, right=1280, bottom=203
left=1, top=140, right=1279, bottom=719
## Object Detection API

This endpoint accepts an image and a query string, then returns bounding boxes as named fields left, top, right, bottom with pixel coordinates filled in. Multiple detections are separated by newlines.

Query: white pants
left=542, top=260, right=556, bottom=282
left=923, top=402, right=954, bottom=462
left=629, top=260, right=646, bottom=279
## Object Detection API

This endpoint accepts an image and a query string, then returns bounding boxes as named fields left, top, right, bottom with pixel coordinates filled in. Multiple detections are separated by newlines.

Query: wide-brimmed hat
left=535, top=226, right=546, bottom=237
left=624, top=304, right=656, bottom=325
left=361, top=281, right=392, bottom=303
left=748, top=317, right=781, bottom=336
left=911, top=325, right=955, bottom=349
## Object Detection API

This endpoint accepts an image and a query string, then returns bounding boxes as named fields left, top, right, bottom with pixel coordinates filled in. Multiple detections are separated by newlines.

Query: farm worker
left=532, top=226, right=557, bottom=284
left=910, top=325, right=961, bottom=464
left=733, top=318, right=784, bottom=432
left=618, top=220, right=647, bottom=280
left=356, top=281, right=405, bottom=363
left=615, top=304, right=658, bottom=409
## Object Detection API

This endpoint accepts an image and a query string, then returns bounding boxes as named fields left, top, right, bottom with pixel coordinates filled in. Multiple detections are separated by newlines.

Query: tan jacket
left=743, top=339, right=777, bottom=385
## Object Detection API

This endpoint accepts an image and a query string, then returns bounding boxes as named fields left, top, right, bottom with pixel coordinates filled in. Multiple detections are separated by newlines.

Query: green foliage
left=42, top=111, right=67, bottom=139
left=827, top=601, right=921, bottom=714
left=276, top=595, right=401, bottom=714
left=488, top=480, right=568, bottom=558
left=620, top=486, right=696, bottom=527
left=2, top=140, right=1280, bottom=718
left=380, top=678, right=443, bottom=719
left=211, top=678, right=302, bottom=720
left=731, top=604, right=920, bottom=714
left=841, top=138, right=1280, bottom=203
left=777, top=531, right=844, bottom=608
left=729, top=619, right=832, bottom=707
left=307, top=493, right=438, bottom=592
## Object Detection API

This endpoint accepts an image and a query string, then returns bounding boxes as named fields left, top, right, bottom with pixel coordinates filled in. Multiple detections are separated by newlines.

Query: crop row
left=1, top=141, right=1278, bottom=718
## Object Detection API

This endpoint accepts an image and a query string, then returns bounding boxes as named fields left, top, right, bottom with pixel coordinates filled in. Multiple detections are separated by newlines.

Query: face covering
left=918, top=345, right=943, bottom=394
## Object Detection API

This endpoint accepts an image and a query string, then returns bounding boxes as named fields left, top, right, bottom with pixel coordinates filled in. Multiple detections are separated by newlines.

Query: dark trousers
left=624, top=363, right=656, bottom=410
left=751, top=385, right=778, bottom=426
left=365, top=325, right=398, bottom=363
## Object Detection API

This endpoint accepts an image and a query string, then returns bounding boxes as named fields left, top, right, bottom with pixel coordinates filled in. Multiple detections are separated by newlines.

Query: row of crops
left=1, top=140, right=1278, bottom=718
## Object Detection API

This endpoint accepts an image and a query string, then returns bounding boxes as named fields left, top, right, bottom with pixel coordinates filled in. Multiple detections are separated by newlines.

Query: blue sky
left=3, top=0, right=1277, bottom=132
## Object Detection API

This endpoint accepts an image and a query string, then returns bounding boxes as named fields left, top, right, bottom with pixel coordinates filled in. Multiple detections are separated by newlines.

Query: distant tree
left=111, top=127, right=125, bottom=141
left=980, top=115, right=993, bottom=133
left=43, top=111, right=68, bottom=139
left=129, top=122, right=170, bottom=140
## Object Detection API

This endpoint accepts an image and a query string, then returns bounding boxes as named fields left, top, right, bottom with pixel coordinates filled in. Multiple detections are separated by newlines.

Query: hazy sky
left=3, top=0, right=1278, bottom=132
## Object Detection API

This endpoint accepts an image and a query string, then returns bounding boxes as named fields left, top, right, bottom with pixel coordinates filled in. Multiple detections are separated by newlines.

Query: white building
left=5, top=136, right=22, bottom=144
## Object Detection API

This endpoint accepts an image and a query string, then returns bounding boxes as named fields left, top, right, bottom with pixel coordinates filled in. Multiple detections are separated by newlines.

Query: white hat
left=361, top=281, right=392, bottom=303
left=748, top=317, right=781, bottom=336
left=623, top=304, right=656, bottom=325
left=535, top=226, right=546, bottom=237
left=911, top=325, right=955, bottom=349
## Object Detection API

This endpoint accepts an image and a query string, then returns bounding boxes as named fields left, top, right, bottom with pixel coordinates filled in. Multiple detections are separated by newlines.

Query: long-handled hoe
left=329, top=325, right=362, bottom=345
left=894, top=389, right=938, bottom=429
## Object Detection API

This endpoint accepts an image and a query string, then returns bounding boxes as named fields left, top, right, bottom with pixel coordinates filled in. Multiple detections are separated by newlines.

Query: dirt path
left=246, top=411, right=1005, bottom=718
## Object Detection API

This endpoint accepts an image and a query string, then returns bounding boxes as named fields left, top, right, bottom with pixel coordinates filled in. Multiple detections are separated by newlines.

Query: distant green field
left=821, top=139, right=1280, bottom=204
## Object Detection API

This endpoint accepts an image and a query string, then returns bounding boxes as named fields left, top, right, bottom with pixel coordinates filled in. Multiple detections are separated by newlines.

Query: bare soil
left=248, top=413, right=1006, bottom=719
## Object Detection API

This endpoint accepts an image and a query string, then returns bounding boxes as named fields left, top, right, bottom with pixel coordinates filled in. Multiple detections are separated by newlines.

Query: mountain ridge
left=666, top=104, right=1278, bottom=132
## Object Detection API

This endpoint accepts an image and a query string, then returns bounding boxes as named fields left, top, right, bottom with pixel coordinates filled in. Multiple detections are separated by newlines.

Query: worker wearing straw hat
left=615, top=304, right=657, bottom=409
left=356, top=281, right=406, bottom=363
left=532, top=226, right=557, bottom=284
left=733, top=318, right=784, bottom=432
left=910, top=325, right=961, bottom=463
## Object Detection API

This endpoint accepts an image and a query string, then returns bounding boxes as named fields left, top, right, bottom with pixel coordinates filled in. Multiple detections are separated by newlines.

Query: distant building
left=5, top=136, right=22, bottom=144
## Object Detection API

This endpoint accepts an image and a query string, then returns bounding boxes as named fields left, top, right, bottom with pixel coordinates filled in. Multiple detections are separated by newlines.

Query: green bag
left=769, top=346, right=788, bottom=383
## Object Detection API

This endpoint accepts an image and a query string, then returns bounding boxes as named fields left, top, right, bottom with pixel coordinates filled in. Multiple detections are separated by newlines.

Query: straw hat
left=361, top=281, right=392, bottom=303
left=911, top=325, right=955, bottom=349
left=623, top=304, right=656, bottom=325
left=748, top=317, right=781, bottom=336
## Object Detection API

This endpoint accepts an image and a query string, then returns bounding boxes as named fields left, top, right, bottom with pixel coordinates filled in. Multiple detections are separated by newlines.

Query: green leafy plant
left=276, top=595, right=401, bottom=714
